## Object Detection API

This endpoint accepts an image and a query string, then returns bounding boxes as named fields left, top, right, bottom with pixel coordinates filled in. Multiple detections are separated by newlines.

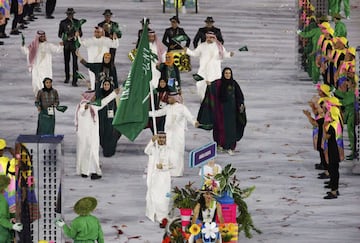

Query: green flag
left=172, top=34, right=188, bottom=43
left=112, top=20, right=152, bottom=141
left=238, top=45, right=248, bottom=51
left=21, top=33, right=25, bottom=46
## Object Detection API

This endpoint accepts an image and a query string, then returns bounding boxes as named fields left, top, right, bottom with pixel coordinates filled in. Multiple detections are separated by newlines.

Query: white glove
left=296, top=29, right=302, bottom=35
left=240, top=104, right=245, bottom=113
left=55, top=219, right=65, bottom=228
left=12, top=223, right=23, bottom=232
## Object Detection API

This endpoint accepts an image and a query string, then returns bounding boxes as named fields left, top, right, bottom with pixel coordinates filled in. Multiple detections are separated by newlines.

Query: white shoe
left=217, top=146, right=224, bottom=153
left=346, top=16, right=350, bottom=20
left=227, top=149, right=235, bottom=156
left=352, top=164, right=360, bottom=174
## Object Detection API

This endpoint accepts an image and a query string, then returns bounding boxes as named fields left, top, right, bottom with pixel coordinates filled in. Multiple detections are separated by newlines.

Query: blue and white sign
left=189, top=142, right=217, bottom=168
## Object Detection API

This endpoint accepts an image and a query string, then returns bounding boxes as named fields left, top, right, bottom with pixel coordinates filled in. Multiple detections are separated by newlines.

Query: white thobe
left=21, top=42, right=62, bottom=96
left=79, top=36, right=119, bottom=89
left=144, top=141, right=171, bottom=222
left=150, top=102, right=197, bottom=177
left=75, top=91, right=117, bottom=176
left=149, top=41, right=166, bottom=89
left=186, top=42, right=232, bottom=100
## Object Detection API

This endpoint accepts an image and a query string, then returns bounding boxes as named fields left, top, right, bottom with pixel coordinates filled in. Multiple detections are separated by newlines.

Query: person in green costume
left=0, top=175, right=23, bottom=243
left=333, top=13, right=347, bottom=37
left=297, top=19, right=322, bottom=83
left=55, top=197, right=104, bottom=243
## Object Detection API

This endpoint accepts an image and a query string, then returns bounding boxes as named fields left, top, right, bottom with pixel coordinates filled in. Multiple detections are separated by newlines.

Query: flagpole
left=149, top=82, right=158, bottom=136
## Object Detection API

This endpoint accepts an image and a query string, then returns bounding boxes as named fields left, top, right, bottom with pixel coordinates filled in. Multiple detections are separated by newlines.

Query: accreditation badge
left=47, top=107, right=55, bottom=116
left=107, top=109, right=114, bottom=118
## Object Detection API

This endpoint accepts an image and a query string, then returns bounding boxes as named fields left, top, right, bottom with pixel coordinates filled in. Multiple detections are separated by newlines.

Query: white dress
left=144, top=140, right=171, bottom=222
left=75, top=91, right=117, bottom=176
left=79, top=36, right=119, bottom=89
left=150, top=102, right=197, bottom=177
left=21, top=42, right=62, bottom=96
left=186, top=42, right=232, bottom=100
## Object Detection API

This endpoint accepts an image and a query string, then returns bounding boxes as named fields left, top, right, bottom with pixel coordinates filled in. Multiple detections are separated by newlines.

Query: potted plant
left=171, top=181, right=199, bottom=210
left=214, top=164, right=262, bottom=238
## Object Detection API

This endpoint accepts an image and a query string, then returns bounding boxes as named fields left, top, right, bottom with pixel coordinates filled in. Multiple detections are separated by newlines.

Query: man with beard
left=98, top=9, right=122, bottom=63
left=184, top=32, right=234, bottom=101
left=21, top=30, right=63, bottom=96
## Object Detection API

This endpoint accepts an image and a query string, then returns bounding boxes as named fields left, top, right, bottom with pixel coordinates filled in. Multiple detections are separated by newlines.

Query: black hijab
left=218, top=67, right=234, bottom=102
left=100, top=78, right=114, bottom=97
left=42, top=77, right=53, bottom=92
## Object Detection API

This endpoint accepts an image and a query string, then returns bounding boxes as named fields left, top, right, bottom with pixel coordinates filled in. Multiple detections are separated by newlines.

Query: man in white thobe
left=75, top=88, right=120, bottom=180
left=149, top=92, right=199, bottom=177
left=21, top=30, right=63, bottom=96
left=77, top=27, right=119, bottom=90
left=148, top=30, right=166, bottom=89
left=144, top=132, right=171, bottom=222
left=185, top=31, right=234, bottom=101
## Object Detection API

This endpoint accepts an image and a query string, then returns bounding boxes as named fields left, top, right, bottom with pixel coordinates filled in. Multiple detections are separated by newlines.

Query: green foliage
left=171, top=181, right=199, bottom=209
left=215, top=164, right=261, bottom=238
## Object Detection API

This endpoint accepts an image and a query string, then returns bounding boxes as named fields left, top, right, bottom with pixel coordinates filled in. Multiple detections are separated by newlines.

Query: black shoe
left=46, top=15, right=55, bottom=19
left=318, top=173, right=330, bottom=179
left=81, top=174, right=88, bottom=178
left=10, top=30, right=21, bottom=35
left=18, top=24, right=28, bottom=29
left=323, top=193, right=337, bottom=199
left=0, top=41, right=3, bottom=45
left=324, top=180, right=330, bottom=185
left=315, top=163, right=326, bottom=170
left=327, top=191, right=340, bottom=196
left=64, top=79, right=69, bottom=83
left=91, top=174, right=102, bottom=180
left=0, top=33, right=9, bottom=38
left=324, top=184, right=331, bottom=189
left=72, top=82, right=78, bottom=87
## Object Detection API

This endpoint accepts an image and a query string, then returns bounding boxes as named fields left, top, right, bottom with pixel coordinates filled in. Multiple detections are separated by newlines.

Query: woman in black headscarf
left=77, top=51, right=119, bottom=98
left=197, top=67, right=246, bottom=155
left=98, top=77, right=121, bottom=157
left=35, top=77, right=59, bottom=135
